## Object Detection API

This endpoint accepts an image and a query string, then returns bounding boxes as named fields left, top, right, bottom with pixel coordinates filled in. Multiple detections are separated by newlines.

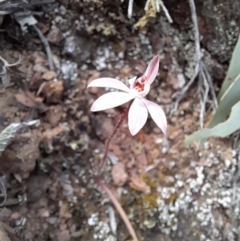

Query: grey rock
left=63, top=35, right=93, bottom=63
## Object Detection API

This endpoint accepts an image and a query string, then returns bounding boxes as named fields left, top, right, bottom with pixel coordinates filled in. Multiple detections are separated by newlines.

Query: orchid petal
left=142, top=99, right=167, bottom=135
left=88, top=78, right=130, bottom=92
left=90, top=92, right=134, bottom=112
left=128, top=98, right=148, bottom=136
left=144, top=55, right=160, bottom=85
left=128, top=76, right=137, bottom=89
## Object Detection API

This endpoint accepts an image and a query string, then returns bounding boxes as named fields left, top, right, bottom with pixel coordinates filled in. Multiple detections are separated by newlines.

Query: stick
left=128, top=0, right=134, bottom=18
left=171, top=0, right=201, bottom=115
left=159, top=0, right=173, bottom=23
left=32, top=24, right=54, bottom=71
left=199, top=63, right=209, bottom=128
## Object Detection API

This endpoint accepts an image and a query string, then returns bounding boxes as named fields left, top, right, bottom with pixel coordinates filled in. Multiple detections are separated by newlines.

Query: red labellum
left=133, top=76, right=147, bottom=92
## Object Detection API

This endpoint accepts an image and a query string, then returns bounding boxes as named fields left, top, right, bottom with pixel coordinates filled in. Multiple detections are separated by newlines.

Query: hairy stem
left=97, top=101, right=132, bottom=175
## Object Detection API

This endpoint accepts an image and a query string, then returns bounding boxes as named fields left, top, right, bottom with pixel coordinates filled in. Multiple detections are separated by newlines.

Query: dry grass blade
left=96, top=177, right=139, bottom=241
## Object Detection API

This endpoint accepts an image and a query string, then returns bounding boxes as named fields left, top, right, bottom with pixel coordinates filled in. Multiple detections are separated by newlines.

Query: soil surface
left=0, top=0, right=240, bottom=241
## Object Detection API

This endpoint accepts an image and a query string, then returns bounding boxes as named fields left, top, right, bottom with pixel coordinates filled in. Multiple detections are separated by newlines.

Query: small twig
left=0, top=55, right=23, bottom=87
left=199, top=63, right=209, bottom=128
left=32, top=24, right=54, bottom=71
left=128, top=0, right=134, bottom=18
left=36, top=81, right=47, bottom=96
left=171, top=0, right=201, bottom=116
left=196, top=61, right=218, bottom=128
left=144, top=0, right=150, bottom=11
left=96, top=177, right=139, bottom=241
left=159, top=0, right=173, bottom=23
left=0, top=55, right=22, bottom=67
left=202, top=63, right=218, bottom=109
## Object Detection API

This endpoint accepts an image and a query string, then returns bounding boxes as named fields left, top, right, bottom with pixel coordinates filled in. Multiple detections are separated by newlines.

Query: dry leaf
left=42, top=70, right=56, bottom=80
left=15, top=90, right=47, bottom=111
left=42, top=80, right=64, bottom=103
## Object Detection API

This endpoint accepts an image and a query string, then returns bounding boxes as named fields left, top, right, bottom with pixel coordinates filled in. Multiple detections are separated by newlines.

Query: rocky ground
left=0, top=0, right=240, bottom=240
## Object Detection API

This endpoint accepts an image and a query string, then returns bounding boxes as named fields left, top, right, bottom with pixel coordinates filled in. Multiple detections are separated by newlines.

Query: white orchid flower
left=87, top=55, right=167, bottom=136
